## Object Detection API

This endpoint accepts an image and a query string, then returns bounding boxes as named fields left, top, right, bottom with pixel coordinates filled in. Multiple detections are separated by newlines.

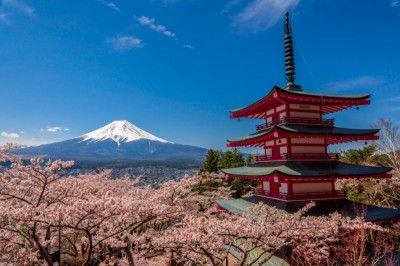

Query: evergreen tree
left=340, top=145, right=391, bottom=167
left=200, top=149, right=259, bottom=198
left=218, top=148, right=245, bottom=169
left=246, top=154, right=255, bottom=165
left=200, top=149, right=220, bottom=173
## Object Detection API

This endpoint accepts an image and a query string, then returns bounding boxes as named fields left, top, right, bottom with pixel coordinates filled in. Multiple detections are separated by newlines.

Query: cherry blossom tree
left=0, top=144, right=176, bottom=265
left=0, top=144, right=233, bottom=266
left=1, top=143, right=395, bottom=266
left=148, top=201, right=388, bottom=266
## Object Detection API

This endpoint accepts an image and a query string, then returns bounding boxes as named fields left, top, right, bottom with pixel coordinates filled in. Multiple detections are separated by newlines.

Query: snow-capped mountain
left=17, top=121, right=208, bottom=164
left=80, top=120, right=171, bottom=145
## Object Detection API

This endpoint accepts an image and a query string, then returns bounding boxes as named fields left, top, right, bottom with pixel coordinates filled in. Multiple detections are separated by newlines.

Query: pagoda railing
left=251, top=188, right=346, bottom=201
left=255, top=153, right=339, bottom=162
left=256, top=117, right=334, bottom=132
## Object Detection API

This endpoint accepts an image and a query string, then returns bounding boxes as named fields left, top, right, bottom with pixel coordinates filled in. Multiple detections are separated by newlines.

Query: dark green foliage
left=200, top=149, right=221, bottom=173
left=201, top=148, right=248, bottom=173
left=229, top=178, right=259, bottom=198
left=343, top=186, right=369, bottom=204
left=200, top=149, right=259, bottom=198
left=340, top=145, right=396, bottom=206
left=218, top=149, right=245, bottom=169
left=246, top=154, right=255, bottom=166
left=340, top=145, right=391, bottom=167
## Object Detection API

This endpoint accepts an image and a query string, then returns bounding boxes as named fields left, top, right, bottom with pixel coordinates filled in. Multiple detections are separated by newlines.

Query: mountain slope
left=17, top=121, right=208, bottom=163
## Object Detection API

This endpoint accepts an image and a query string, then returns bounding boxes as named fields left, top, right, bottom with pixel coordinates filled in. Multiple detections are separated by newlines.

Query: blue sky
left=0, top=0, right=399, bottom=152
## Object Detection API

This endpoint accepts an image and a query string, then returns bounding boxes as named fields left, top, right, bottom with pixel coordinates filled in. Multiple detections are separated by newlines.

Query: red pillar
left=288, top=180, right=293, bottom=200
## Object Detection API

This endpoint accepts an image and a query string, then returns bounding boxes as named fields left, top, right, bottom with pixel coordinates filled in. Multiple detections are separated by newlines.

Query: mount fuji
left=17, top=121, right=208, bottom=165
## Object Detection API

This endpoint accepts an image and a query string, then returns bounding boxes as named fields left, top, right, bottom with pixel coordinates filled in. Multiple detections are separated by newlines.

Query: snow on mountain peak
left=80, top=120, right=171, bottom=145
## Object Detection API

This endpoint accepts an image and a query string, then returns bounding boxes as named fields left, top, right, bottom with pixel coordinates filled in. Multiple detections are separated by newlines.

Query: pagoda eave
left=221, top=161, right=392, bottom=180
left=216, top=196, right=400, bottom=222
left=229, top=87, right=371, bottom=119
left=227, top=130, right=379, bottom=148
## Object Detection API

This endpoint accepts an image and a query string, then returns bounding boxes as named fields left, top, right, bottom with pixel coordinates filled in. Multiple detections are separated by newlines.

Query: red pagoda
left=217, top=12, right=400, bottom=222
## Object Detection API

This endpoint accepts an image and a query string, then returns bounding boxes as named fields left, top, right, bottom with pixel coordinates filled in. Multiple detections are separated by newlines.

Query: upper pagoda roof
left=221, top=161, right=391, bottom=178
left=227, top=124, right=379, bottom=146
left=229, top=86, right=371, bottom=119
left=216, top=196, right=400, bottom=222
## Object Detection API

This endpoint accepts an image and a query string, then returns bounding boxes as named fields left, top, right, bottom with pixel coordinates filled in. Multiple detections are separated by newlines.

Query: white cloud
left=2, top=0, right=35, bottom=16
left=65, top=128, right=70, bottom=131
left=221, top=0, right=243, bottom=14
left=0, top=13, right=10, bottom=24
left=162, top=30, right=176, bottom=38
left=182, top=44, right=194, bottom=49
left=96, top=0, right=120, bottom=12
left=47, top=126, right=62, bottom=132
left=232, top=0, right=300, bottom=33
left=322, top=76, right=385, bottom=91
left=107, top=36, right=145, bottom=51
left=136, top=16, right=155, bottom=25
left=1, top=131, right=20, bottom=138
left=40, top=128, right=44, bottom=132
left=20, top=131, right=25, bottom=134
left=0, top=0, right=34, bottom=24
left=134, top=15, right=178, bottom=40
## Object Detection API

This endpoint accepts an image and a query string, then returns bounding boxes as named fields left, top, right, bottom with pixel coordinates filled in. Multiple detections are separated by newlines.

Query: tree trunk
left=82, top=232, right=92, bottom=266
left=32, top=223, right=53, bottom=266
left=124, top=237, right=135, bottom=266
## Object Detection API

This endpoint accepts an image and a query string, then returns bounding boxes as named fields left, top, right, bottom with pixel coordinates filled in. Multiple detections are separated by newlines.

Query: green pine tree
left=218, top=148, right=245, bottom=169
left=200, top=149, right=220, bottom=173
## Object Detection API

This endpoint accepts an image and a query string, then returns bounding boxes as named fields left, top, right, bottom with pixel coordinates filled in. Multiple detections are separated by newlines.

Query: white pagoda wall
left=289, top=111, right=320, bottom=118
left=292, top=182, right=332, bottom=193
left=291, top=145, right=325, bottom=153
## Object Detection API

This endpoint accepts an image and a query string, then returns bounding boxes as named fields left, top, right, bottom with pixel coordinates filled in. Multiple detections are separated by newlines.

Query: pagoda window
left=262, top=181, right=270, bottom=191
left=279, top=183, right=288, bottom=194
left=280, top=146, right=288, bottom=154
left=279, top=111, right=286, bottom=120
left=264, top=148, right=272, bottom=156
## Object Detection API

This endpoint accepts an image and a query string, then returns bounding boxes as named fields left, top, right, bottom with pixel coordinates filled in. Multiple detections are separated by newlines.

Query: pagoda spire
left=284, top=12, right=301, bottom=91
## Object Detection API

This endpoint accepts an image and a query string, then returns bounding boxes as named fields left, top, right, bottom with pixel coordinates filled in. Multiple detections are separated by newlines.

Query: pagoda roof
left=227, top=124, right=379, bottom=146
left=230, top=86, right=371, bottom=118
left=221, top=161, right=391, bottom=178
left=216, top=196, right=400, bottom=222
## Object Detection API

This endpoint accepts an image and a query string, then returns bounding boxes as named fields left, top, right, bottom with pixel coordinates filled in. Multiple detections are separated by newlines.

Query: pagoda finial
left=284, top=12, right=301, bottom=91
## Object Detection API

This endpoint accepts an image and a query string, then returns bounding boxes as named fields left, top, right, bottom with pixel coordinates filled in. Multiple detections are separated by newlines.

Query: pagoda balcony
left=255, top=153, right=339, bottom=162
left=251, top=188, right=346, bottom=201
left=256, top=117, right=335, bottom=132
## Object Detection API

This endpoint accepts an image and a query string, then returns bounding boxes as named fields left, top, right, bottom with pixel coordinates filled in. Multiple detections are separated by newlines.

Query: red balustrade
left=251, top=187, right=346, bottom=200
left=255, top=153, right=339, bottom=162
left=256, top=117, right=334, bottom=131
